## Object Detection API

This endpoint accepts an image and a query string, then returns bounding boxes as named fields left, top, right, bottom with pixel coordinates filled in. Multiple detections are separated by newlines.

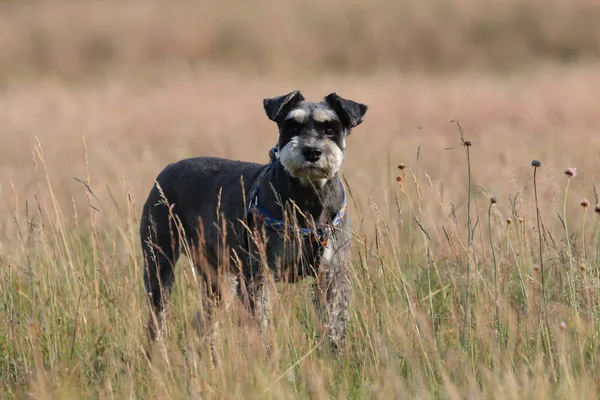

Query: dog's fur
left=140, top=90, right=367, bottom=351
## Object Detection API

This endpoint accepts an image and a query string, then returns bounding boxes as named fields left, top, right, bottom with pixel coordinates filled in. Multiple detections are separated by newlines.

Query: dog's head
left=263, top=90, right=368, bottom=187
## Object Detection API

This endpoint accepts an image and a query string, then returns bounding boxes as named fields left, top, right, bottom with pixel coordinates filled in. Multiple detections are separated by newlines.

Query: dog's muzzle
left=279, top=137, right=344, bottom=182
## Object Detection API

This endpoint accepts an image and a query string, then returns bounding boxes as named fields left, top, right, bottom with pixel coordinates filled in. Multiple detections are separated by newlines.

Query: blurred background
left=1, top=0, right=600, bottom=218
left=2, top=0, right=600, bottom=79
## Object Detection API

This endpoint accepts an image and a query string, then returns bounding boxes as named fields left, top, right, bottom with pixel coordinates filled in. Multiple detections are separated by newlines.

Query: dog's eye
left=321, top=122, right=338, bottom=137
left=284, top=120, right=303, bottom=134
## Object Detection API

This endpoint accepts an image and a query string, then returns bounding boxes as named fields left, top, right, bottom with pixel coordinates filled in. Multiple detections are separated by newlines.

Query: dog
left=140, top=90, right=367, bottom=352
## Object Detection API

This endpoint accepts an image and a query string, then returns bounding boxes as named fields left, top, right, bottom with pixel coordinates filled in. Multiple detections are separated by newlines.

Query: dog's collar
left=246, top=145, right=347, bottom=246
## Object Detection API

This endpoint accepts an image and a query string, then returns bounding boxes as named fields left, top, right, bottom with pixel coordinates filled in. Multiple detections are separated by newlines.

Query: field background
left=2, top=0, right=600, bottom=398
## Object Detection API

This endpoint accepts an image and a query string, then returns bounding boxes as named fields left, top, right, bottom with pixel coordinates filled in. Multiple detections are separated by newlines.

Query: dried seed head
left=565, top=167, right=577, bottom=178
left=531, top=160, right=541, bottom=168
left=396, top=176, right=403, bottom=183
left=397, top=163, right=406, bottom=171
left=560, top=321, right=567, bottom=331
left=533, top=264, right=541, bottom=272
left=463, top=140, right=472, bottom=147
left=506, top=218, right=512, bottom=225
left=518, top=217, right=524, bottom=224
left=595, top=205, right=600, bottom=214
left=581, top=199, right=590, bottom=208
left=490, top=196, right=497, bottom=204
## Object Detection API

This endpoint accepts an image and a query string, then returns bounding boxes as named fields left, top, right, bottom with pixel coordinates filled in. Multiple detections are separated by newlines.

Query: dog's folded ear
left=324, top=93, right=368, bottom=131
left=263, top=90, right=305, bottom=122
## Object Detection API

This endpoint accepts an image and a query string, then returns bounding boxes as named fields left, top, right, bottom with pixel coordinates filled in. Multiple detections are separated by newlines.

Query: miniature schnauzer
left=140, top=90, right=367, bottom=351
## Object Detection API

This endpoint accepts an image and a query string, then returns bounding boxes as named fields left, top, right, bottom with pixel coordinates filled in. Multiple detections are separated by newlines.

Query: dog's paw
left=147, top=316, right=166, bottom=342
left=327, top=330, right=347, bottom=356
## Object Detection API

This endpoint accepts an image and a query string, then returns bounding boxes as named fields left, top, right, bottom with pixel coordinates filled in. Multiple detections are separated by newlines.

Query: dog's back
left=141, top=156, right=265, bottom=249
left=152, top=156, right=260, bottom=219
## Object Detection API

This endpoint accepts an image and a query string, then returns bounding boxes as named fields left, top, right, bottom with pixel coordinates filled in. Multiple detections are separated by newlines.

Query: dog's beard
left=279, top=136, right=344, bottom=185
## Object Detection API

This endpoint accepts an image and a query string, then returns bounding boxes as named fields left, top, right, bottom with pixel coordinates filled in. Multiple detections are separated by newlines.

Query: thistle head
left=581, top=199, right=590, bottom=208
left=565, top=167, right=577, bottom=178
left=490, top=196, right=497, bottom=204
left=560, top=321, right=567, bottom=331
left=531, top=160, right=541, bottom=168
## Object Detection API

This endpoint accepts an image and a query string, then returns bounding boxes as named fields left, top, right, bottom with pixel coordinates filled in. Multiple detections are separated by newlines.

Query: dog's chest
left=265, top=233, right=326, bottom=281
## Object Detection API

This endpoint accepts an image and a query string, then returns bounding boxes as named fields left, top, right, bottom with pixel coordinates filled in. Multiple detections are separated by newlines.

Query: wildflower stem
left=533, top=166, right=546, bottom=301
left=595, top=216, right=600, bottom=320
left=563, top=177, right=578, bottom=316
left=488, top=202, right=500, bottom=335
left=581, top=206, right=587, bottom=262
left=458, top=125, right=473, bottom=349
left=532, top=162, right=557, bottom=381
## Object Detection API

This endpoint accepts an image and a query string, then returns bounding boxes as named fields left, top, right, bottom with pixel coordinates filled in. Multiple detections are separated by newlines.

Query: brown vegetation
left=1, top=0, right=600, bottom=79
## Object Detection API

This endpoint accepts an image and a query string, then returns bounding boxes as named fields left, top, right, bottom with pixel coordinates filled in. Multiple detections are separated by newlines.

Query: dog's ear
left=324, top=93, right=368, bottom=132
left=263, top=90, right=305, bottom=122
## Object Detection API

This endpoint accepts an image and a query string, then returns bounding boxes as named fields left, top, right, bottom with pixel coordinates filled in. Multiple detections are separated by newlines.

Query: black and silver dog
left=140, top=90, right=367, bottom=351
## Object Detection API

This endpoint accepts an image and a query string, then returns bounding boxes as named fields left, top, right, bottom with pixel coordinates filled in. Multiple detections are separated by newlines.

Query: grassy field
left=3, top=1, right=600, bottom=399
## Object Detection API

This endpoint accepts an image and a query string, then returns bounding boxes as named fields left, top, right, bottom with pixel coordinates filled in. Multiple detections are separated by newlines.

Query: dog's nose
left=302, top=147, right=322, bottom=162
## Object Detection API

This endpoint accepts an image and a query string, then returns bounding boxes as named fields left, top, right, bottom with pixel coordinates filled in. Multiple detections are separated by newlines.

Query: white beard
left=278, top=136, right=344, bottom=187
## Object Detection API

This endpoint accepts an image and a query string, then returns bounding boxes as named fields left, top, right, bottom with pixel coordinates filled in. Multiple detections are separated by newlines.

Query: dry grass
left=1, top=0, right=600, bottom=80
left=2, top=65, right=600, bottom=398
left=3, top=0, right=600, bottom=398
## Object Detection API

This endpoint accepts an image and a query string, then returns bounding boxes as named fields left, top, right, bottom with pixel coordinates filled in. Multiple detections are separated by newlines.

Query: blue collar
left=246, top=145, right=347, bottom=245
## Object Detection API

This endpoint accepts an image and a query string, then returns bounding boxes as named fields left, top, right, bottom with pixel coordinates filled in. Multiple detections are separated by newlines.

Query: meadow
left=2, top=1, right=600, bottom=398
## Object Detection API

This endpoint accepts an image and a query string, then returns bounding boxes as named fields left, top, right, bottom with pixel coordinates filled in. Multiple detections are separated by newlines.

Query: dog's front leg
left=250, top=278, right=272, bottom=340
left=313, top=245, right=351, bottom=353
left=246, top=271, right=273, bottom=352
